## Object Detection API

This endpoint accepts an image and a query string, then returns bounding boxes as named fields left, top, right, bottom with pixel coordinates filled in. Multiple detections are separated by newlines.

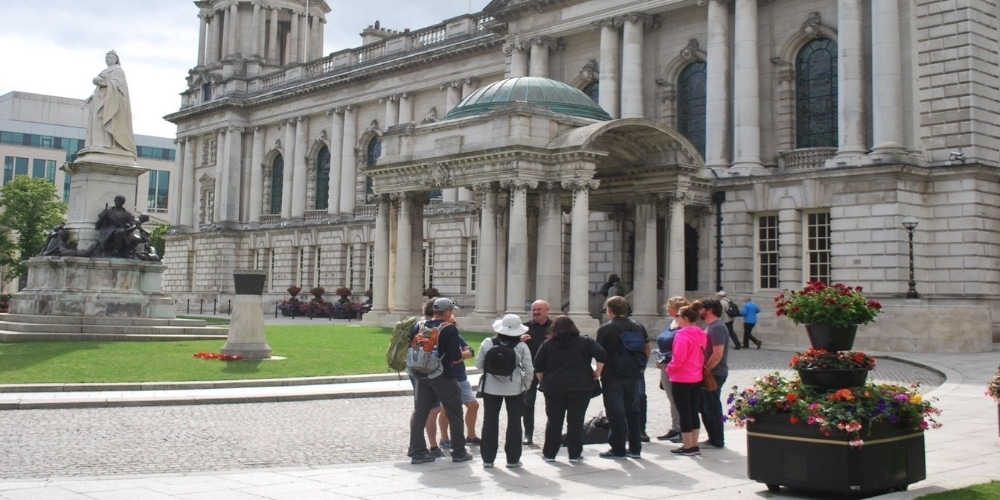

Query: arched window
left=270, top=155, right=283, bottom=215
left=365, top=137, right=381, bottom=203
left=315, top=146, right=330, bottom=210
left=583, top=81, right=599, bottom=103
left=677, top=61, right=707, bottom=159
left=795, top=38, right=838, bottom=148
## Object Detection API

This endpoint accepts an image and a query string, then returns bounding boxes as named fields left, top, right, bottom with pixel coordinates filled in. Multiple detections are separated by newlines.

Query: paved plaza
left=0, top=323, right=997, bottom=498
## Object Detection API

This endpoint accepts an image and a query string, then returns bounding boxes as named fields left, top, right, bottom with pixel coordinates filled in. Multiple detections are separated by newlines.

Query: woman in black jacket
left=533, top=316, right=607, bottom=462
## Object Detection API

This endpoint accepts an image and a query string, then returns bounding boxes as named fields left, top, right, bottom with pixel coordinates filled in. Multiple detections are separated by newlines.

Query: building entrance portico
left=362, top=78, right=710, bottom=333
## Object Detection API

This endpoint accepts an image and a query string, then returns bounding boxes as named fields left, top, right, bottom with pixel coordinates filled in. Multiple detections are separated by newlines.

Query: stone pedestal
left=221, top=270, right=271, bottom=359
left=11, top=256, right=175, bottom=318
left=61, top=149, right=145, bottom=248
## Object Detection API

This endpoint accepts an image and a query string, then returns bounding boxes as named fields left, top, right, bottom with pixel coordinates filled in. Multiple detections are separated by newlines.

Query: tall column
left=474, top=184, right=497, bottom=317
left=704, top=0, right=730, bottom=168
left=168, top=139, right=183, bottom=226
left=382, top=95, right=399, bottom=128
left=535, top=185, right=562, bottom=307
left=597, top=19, right=621, bottom=119
left=667, top=195, right=686, bottom=296
left=372, top=195, right=390, bottom=313
left=398, top=92, right=413, bottom=124
left=871, top=0, right=904, bottom=155
left=732, top=0, right=761, bottom=171
left=228, top=4, right=238, bottom=58
left=778, top=206, right=803, bottom=289
left=409, top=196, right=425, bottom=311
left=565, top=180, right=598, bottom=318
left=529, top=37, right=551, bottom=78
left=251, top=3, right=261, bottom=57
left=837, top=0, right=867, bottom=159
left=394, top=194, right=413, bottom=313
left=220, top=10, right=229, bottom=58
left=213, top=129, right=227, bottom=221
left=621, top=14, right=651, bottom=119
left=248, top=126, right=264, bottom=223
left=197, top=13, right=208, bottom=66
left=495, top=206, right=508, bottom=314
left=289, top=12, right=300, bottom=63
left=208, top=12, right=219, bottom=64
left=504, top=181, right=533, bottom=314
left=339, top=105, right=358, bottom=214
left=326, top=108, right=344, bottom=215
left=504, top=39, right=529, bottom=78
left=301, top=14, right=311, bottom=62
left=632, top=197, right=658, bottom=317
left=442, top=81, right=462, bottom=203
left=291, top=117, right=308, bottom=218
left=180, top=137, right=196, bottom=227
left=221, top=127, right=243, bottom=222
left=268, top=7, right=279, bottom=64
left=281, top=118, right=295, bottom=218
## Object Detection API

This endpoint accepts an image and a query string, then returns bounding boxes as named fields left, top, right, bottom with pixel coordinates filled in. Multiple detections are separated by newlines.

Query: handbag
left=702, top=366, right=719, bottom=392
left=591, top=379, right=603, bottom=398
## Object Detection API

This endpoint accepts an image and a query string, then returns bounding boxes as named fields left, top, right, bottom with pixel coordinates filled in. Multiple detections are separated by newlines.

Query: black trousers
left=480, top=393, right=525, bottom=465
left=725, top=321, right=741, bottom=348
left=409, top=375, right=466, bottom=457
left=522, top=376, right=539, bottom=437
left=542, top=391, right=591, bottom=459
left=742, top=322, right=761, bottom=347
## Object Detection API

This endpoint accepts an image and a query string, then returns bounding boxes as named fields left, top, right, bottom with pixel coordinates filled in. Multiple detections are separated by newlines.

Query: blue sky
left=0, top=0, right=481, bottom=137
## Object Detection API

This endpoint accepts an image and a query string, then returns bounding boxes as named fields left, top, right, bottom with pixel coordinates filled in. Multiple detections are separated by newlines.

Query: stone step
left=0, top=313, right=207, bottom=328
left=0, top=329, right=227, bottom=343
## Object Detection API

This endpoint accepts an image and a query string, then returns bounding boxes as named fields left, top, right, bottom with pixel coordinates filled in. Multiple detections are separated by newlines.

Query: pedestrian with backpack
left=407, top=298, right=474, bottom=464
left=475, top=314, right=533, bottom=469
left=595, top=296, right=650, bottom=460
left=717, top=291, right=742, bottom=350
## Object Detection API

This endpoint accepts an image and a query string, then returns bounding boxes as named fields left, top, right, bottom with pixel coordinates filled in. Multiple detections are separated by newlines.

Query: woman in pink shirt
left=666, top=306, right=707, bottom=456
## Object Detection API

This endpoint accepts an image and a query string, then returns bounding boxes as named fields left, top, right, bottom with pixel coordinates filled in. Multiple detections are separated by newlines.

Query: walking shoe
left=678, top=446, right=701, bottom=456
left=756, top=340, right=763, bottom=350
left=733, top=345, right=742, bottom=350
left=466, top=437, right=482, bottom=445
left=506, top=461, right=523, bottom=468
left=598, top=450, right=627, bottom=460
left=451, top=452, right=474, bottom=463
left=626, top=451, right=642, bottom=459
left=670, top=446, right=687, bottom=454
left=439, top=439, right=452, bottom=449
left=669, top=435, right=683, bottom=443
left=429, top=447, right=445, bottom=458
left=483, top=462, right=494, bottom=468
left=569, top=456, right=585, bottom=463
left=543, top=456, right=556, bottom=462
left=639, top=432, right=650, bottom=443
left=410, top=453, right=435, bottom=464
left=522, top=437, right=533, bottom=446
left=657, top=430, right=681, bottom=441
left=702, top=440, right=725, bottom=448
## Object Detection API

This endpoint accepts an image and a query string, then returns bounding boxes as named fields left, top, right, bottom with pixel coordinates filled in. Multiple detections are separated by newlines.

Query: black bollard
left=186, top=299, right=190, bottom=314
left=213, top=299, right=217, bottom=315
left=199, top=298, right=203, bottom=314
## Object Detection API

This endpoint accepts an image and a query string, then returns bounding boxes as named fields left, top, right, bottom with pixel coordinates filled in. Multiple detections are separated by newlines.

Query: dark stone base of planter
left=747, top=415, right=925, bottom=496
left=797, top=368, right=870, bottom=392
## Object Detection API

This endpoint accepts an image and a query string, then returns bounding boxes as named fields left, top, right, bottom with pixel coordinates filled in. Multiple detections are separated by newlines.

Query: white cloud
left=1, top=0, right=482, bottom=138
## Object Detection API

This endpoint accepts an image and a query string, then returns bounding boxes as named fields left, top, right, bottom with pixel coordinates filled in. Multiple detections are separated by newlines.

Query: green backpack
left=387, top=316, right=419, bottom=372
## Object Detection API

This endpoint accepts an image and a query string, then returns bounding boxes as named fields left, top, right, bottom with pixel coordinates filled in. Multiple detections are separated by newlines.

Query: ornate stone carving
left=680, top=38, right=703, bottom=61
left=425, top=163, right=453, bottom=188
left=801, top=12, right=823, bottom=38
left=621, top=12, right=660, bottom=29
left=366, top=119, right=380, bottom=132
left=471, top=181, right=495, bottom=193
left=500, top=179, right=538, bottom=191
left=561, top=179, right=600, bottom=191
left=421, top=107, right=438, bottom=124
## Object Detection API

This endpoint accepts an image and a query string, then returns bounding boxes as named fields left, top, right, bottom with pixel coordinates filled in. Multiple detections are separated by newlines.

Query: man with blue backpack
left=595, top=295, right=650, bottom=460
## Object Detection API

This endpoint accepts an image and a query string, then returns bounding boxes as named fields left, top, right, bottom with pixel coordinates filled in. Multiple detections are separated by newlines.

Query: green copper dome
left=443, top=77, right=612, bottom=121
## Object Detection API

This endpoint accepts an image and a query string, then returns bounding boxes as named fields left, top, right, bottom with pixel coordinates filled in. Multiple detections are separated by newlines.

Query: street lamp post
left=902, top=220, right=919, bottom=298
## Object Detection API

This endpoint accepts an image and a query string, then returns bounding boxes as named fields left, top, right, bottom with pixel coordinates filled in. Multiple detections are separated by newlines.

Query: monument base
left=11, top=256, right=175, bottom=318
left=221, top=294, right=271, bottom=359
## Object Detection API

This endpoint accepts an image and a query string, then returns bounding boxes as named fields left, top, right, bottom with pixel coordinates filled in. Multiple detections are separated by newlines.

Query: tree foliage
left=149, top=224, right=168, bottom=257
left=0, top=176, right=67, bottom=279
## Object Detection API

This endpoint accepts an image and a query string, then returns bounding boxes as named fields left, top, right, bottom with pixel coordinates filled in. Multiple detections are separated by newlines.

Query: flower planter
left=797, top=368, right=870, bottom=392
left=805, top=324, right=858, bottom=351
left=746, top=414, right=926, bottom=495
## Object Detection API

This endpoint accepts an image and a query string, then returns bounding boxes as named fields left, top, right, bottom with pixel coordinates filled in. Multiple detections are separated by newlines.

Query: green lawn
left=919, top=481, right=1000, bottom=499
left=0, top=324, right=492, bottom=384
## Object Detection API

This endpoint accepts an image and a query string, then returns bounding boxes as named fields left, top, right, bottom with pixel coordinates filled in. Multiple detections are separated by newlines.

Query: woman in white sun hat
left=476, top=313, right=534, bottom=469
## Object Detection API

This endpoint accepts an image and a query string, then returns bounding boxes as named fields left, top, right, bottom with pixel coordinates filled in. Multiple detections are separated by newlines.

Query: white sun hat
left=492, top=313, right=529, bottom=337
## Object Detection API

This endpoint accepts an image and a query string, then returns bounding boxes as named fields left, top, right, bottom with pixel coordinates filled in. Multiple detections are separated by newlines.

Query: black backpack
left=726, top=299, right=740, bottom=318
left=483, top=336, right=518, bottom=377
left=610, top=325, right=648, bottom=378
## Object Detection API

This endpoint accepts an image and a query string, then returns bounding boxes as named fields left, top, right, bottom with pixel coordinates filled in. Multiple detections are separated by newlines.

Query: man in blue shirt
left=408, top=298, right=474, bottom=464
left=740, top=297, right=762, bottom=349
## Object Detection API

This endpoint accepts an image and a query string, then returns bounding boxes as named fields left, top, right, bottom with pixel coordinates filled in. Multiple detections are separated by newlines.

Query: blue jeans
left=699, top=375, right=728, bottom=446
left=601, top=378, right=642, bottom=455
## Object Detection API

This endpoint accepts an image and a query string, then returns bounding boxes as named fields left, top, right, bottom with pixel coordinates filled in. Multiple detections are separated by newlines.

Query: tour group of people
left=405, top=284, right=763, bottom=467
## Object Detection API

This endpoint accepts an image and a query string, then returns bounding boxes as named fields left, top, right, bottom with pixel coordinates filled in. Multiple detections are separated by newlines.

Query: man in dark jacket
left=520, top=300, right=551, bottom=445
left=595, top=296, right=650, bottom=459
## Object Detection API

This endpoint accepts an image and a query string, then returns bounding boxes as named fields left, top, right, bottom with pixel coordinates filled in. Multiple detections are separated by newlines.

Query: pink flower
left=849, top=439, right=864, bottom=447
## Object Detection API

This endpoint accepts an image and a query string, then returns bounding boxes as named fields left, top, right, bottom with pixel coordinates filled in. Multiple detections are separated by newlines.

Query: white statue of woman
left=85, top=50, right=136, bottom=154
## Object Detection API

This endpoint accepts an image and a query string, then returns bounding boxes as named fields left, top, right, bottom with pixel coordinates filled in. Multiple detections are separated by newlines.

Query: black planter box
left=746, top=415, right=925, bottom=496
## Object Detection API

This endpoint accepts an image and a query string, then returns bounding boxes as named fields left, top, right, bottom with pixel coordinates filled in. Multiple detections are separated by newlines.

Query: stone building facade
left=163, top=0, right=1000, bottom=352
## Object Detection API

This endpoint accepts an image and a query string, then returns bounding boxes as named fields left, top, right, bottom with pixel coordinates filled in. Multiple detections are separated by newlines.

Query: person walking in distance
left=740, top=297, right=763, bottom=349
left=693, top=297, right=731, bottom=449
left=476, top=314, right=534, bottom=468
left=519, top=300, right=551, bottom=446
left=717, top=291, right=741, bottom=350
left=595, top=296, right=650, bottom=459
left=407, top=298, right=473, bottom=464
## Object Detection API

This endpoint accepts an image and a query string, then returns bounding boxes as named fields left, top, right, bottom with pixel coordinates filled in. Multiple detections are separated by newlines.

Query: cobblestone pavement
left=0, top=351, right=943, bottom=480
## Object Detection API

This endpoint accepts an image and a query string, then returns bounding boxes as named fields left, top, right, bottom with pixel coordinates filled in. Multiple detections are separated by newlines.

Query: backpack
left=610, top=325, right=648, bottom=378
left=599, top=282, right=612, bottom=297
left=725, top=299, right=741, bottom=318
left=407, top=321, right=452, bottom=378
left=483, top=336, right=518, bottom=378
left=386, top=316, right=419, bottom=372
